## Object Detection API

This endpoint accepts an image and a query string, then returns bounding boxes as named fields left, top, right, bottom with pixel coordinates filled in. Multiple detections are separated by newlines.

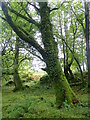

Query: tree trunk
left=68, top=66, right=74, bottom=82
left=13, top=36, right=22, bottom=91
left=46, top=55, right=77, bottom=107
left=85, top=2, right=90, bottom=86
left=39, top=2, right=78, bottom=107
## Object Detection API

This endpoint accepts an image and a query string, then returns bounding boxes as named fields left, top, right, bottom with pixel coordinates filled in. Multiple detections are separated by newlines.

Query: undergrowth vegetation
left=2, top=75, right=89, bottom=119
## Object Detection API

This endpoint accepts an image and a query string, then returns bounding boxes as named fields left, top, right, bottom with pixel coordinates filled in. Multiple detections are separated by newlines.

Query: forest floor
left=2, top=79, right=89, bottom=119
left=0, top=90, right=2, bottom=119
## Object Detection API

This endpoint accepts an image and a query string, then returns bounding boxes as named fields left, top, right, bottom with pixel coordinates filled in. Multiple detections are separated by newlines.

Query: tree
left=54, top=2, right=85, bottom=84
left=71, top=1, right=89, bottom=85
left=1, top=2, right=78, bottom=107
left=1, top=20, right=32, bottom=90
left=85, top=1, right=90, bottom=87
left=13, top=36, right=23, bottom=91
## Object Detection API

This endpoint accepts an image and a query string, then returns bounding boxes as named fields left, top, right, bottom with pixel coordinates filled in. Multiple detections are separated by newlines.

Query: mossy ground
left=2, top=79, right=89, bottom=119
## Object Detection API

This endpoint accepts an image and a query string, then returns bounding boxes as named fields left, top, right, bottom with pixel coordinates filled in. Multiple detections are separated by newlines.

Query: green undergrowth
left=73, top=71, right=88, bottom=83
left=2, top=80, right=89, bottom=119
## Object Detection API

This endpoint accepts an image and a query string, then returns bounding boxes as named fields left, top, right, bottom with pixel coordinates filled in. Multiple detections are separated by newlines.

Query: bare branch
left=27, top=2, right=40, bottom=13
left=71, top=6, right=85, bottom=34
left=25, top=47, right=44, bottom=62
left=50, top=1, right=70, bottom=12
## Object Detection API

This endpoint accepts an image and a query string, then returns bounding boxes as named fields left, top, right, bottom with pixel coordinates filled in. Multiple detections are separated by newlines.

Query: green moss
left=40, top=2, right=77, bottom=108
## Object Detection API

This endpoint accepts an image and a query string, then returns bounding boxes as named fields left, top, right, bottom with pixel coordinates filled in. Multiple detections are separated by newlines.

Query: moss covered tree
left=13, top=36, right=22, bottom=91
left=85, top=1, right=90, bottom=88
left=1, top=2, right=78, bottom=107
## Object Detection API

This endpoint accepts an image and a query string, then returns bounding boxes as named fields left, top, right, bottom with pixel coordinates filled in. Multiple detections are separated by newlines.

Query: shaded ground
left=0, top=90, right=2, bottom=119
left=2, top=80, right=89, bottom=119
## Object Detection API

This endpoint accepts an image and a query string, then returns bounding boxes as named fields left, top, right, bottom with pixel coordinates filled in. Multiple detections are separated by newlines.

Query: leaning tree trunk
left=13, top=36, right=22, bottom=91
left=39, top=2, right=78, bottom=108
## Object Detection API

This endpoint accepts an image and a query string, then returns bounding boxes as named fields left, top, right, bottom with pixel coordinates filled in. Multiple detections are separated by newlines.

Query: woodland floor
left=2, top=78, right=89, bottom=119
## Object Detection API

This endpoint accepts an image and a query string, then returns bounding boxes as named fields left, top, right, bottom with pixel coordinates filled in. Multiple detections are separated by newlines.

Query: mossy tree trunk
left=13, top=36, right=22, bottom=91
left=39, top=2, right=78, bottom=107
left=85, top=2, right=90, bottom=85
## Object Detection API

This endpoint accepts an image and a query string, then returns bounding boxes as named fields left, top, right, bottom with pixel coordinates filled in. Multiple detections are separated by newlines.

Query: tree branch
left=8, top=6, right=40, bottom=28
left=50, top=1, right=70, bottom=12
left=18, top=56, right=31, bottom=67
left=1, top=43, right=7, bottom=56
left=71, top=6, right=85, bottom=34
left=1, top=2, right=45, bottom=57
left=0, top=15, right=7, bottom=21
left=25, top=47, right=44, bottom=62
left=19, top=39, right=44, bottom=62
left=27, top=2, right=40, bottom=13
left=58, top=35, right=84, bottom=82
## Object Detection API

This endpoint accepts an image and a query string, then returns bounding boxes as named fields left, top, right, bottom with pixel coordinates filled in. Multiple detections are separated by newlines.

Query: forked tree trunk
left=39, top=2, right=78, bottom=107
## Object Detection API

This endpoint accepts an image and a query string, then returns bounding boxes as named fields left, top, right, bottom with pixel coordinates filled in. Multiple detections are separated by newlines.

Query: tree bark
left=39, top=2, right=78, bottom=107
left=13, top=36, right=22, bottom=91
left=85, top=2, right=90, bottom=87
